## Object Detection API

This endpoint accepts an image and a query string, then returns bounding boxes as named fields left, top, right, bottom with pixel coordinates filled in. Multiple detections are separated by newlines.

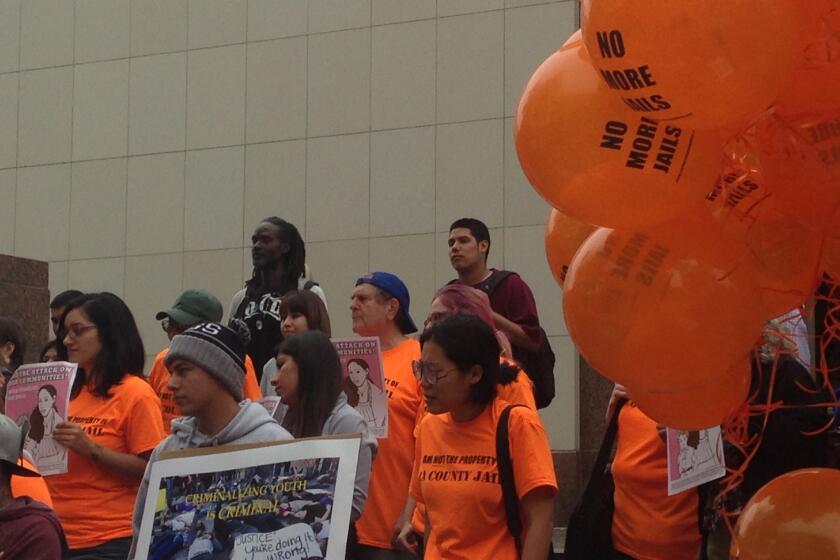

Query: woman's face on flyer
left=281, top=311, right=309, bottom=338
left=62, top=308, right=102, bottom=373
left=37, top=388, right=54, bottom=415
left=347, top=362, right=368, bottom=386
left=272, top=353, right=300, bottom=406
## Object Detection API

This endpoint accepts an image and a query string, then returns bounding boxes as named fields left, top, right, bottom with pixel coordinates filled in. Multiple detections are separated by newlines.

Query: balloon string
left=715, top=326, right=840, bottom=539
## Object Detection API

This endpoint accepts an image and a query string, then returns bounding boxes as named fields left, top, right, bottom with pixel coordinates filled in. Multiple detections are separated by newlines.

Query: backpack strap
left=588, top=398, right=625, bottom=491
left=497, top=404, right=527, bottom=552
left=302, top=280, right=319, bottom=291
left=479, top=270, right=513, bottom=296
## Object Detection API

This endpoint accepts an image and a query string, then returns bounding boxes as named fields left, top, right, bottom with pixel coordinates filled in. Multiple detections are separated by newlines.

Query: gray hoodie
left=322, top=392, right=378, bottom=521
left=129, top=400, right=292, bottom=557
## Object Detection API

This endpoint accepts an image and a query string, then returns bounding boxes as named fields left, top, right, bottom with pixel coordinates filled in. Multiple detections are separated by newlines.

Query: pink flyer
left=332, top=337, right=388, bottom=438
left=5, top=361, right=77, bottom=476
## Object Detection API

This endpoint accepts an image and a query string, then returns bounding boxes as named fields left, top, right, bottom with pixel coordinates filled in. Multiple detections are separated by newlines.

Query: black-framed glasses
left=160, top=317, right=171, bottom=333
left=411, top=360, right=455, bottom=386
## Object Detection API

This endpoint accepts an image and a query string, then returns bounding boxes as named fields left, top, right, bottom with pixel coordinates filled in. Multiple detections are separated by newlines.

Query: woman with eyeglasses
left=396, top=314, right=556, bottom=560
left=49, top=292, right=166, bottom=559
left=425, top=284, right=537, bottom=410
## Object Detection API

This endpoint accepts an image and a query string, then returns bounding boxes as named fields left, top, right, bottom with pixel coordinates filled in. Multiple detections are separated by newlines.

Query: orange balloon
left=753, top=109, right=840, bottom=231
left=734, top=468, right=840, bottom=559
left=696, top=167, right=824, bottom=318
left=632, top=358, right=750, bottom=431
left=776, top=0, right=840, bottom=114
left=822, top=205, right=840, bottom=278
left=563, top=226, right=764, bottom=392
left=544, top=209, right=597, bottom=288
left=581, top=0, right=801, bottom=129
left=515, top=43, right=723, bottom=229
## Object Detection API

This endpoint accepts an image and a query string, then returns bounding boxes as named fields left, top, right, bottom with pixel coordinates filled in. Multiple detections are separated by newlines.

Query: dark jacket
left=0, top=495, right=68, bottom=560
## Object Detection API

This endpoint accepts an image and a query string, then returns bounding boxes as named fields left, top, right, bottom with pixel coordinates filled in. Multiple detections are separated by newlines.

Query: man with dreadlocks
left=230, top=218, right=327, bottom=378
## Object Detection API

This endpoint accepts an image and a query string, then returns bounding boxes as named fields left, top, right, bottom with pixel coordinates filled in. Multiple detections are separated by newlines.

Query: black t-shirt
left=234, top=290, right=286, bottom=377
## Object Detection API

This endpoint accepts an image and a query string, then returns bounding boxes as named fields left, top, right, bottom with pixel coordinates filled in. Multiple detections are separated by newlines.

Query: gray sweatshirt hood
left=168, top=400, right=286, bottom=449
left=130, top=400, right=292, bottom=557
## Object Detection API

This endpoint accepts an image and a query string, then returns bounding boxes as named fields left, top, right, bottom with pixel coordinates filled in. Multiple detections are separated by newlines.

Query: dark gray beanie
left=165, top=322, right=246, bottom=400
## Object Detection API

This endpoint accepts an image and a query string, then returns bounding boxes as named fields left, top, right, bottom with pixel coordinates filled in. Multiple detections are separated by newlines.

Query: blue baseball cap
left=355, top=272, right=417, bottom=334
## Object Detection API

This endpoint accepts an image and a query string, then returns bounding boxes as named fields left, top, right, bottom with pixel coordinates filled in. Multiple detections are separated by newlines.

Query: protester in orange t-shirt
left=398, top=314, right=556, bottom=560
left=609, top=385, right=701, bottom=560
left=149, top=288, right=261, bottom=429
left=50, top=293, right=165, bottom=558
left=405, top=284, right=538, bottom=538
left=350, top=273, right=424, bottom=559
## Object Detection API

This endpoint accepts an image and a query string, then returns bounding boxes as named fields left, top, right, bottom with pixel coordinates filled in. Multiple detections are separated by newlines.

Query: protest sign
left=4, top=361, right=76, bottom=475
left=332, top=337, right=388, bottom=438
left=257, top=396, right=283, bottom=419
left=666, top=425, right=726, bottom=495
left=134, top=436, right=360, bottom=560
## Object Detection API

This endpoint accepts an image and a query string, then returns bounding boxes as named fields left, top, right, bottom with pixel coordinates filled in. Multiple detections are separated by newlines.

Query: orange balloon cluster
left=734, top=468, right=840, bottom=559
left=516, top=0, right=840, bottom=436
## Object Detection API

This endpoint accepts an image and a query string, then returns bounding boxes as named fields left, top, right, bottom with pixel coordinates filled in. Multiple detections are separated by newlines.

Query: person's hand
left=605, top=384, right=630, bottom=423
left=393, top=520, right=419, bottom=556
left=53, top=421, right=97, bottom=457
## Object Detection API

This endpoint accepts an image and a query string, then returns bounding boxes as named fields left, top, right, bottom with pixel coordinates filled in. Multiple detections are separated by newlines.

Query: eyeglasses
left=411, top=360, right=455, bottom=386
left=64, top=323, right=97, bottom=340
left=161, top=317, right=171, bottom=332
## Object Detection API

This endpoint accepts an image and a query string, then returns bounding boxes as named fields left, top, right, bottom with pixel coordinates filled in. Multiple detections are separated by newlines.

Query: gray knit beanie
left=165, top=321, right=247, bottom=401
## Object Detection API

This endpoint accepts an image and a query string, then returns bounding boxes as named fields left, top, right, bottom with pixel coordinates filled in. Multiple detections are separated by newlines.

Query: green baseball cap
left=155, top=289, right=223, bottom=327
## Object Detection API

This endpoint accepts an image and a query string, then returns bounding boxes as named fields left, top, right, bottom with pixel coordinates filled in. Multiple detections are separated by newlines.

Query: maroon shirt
left=0, top=496, right=67, bottom=560
left=459, top=269, right=542, bottom=359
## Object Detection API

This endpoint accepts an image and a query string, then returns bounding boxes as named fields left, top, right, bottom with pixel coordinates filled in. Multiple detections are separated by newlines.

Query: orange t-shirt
left=11, top=458, right=53, bottom=507
left=410, top=360, right=537, bottom=532
left=611, top=402, right=701, bottom=560
left=355, top=338, right=423, bottom=549
left=410, top=397, right=557, bottom=559
left=148, top=348, right=262, bottom=430
left=45, top=375, right=166, bottom=550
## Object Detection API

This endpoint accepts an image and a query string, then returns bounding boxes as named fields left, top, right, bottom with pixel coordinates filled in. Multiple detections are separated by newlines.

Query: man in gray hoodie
left=129, top=321, right=292, bottom=557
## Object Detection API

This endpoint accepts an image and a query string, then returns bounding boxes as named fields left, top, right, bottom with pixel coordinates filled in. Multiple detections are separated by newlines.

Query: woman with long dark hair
left=258, top=289, right=332, bottom=395
left=50, top=292, right=165, bottom=559
left=396, top=314, right=556, bottom=559
left=271, top=330, right=376, bottom=523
